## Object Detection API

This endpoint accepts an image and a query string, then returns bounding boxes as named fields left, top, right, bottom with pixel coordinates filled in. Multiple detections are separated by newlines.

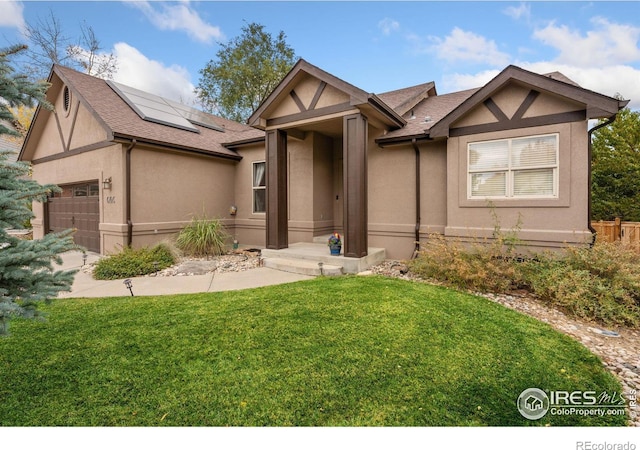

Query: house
left=1, top=118, right=23, bottom=163
left=19, top=60, right=628, bottom=272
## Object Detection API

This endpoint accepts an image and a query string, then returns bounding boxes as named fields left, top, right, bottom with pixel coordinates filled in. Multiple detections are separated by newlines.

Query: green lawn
left=0, top=276, right=627, bottom=426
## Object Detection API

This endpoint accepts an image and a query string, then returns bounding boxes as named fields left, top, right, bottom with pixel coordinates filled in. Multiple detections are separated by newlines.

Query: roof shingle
left=55, top=66, right=264, bottom=160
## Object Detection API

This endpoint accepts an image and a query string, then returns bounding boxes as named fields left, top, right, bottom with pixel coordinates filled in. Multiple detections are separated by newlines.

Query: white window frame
left=252, top=161, right=266, bottom=214
left=467, top=133, right=559, bottom=200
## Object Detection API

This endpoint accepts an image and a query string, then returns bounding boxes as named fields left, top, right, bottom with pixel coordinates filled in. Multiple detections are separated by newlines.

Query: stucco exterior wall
left=233, top=144, right=267, bottom=248
left=368, top=137, right=448, bottom=260
left=30, top=143, right=126, bottom=253
left=128, top=146, right=237, bottom=249
left=286, top=132, right=336, bottom=242
left=445, top=121, right=591, bottom=250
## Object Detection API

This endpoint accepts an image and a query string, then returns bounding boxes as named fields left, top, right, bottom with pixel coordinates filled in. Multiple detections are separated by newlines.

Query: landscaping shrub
left=175, top=214, right=229, bottom=258
left=409, top=234, right=640, bottom=328
left=93, top=243, right=176, bottom=280
left=409, top=230, right=524, bottom=294
left=520, top=242, right=640, bottom=328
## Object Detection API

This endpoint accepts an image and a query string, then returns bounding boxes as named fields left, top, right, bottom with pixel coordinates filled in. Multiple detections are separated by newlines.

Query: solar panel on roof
left=107, top=81, right=225, bottom=134
left=165, top=99, right=225, bottom=132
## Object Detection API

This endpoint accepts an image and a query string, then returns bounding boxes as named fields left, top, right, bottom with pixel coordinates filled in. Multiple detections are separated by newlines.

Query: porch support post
left=266, top=129, right=288, bottom=249
left=343, top=113, right=368, bottom=257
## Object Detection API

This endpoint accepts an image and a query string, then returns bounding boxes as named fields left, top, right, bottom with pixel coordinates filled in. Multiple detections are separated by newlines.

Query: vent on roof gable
left=106, top=81, right=225, bottom=133
left=63, top=86, right=71, bottom=114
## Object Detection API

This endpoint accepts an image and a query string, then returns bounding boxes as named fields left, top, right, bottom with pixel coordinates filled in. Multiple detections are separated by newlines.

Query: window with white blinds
left=468, top=134, right=558, bottom=199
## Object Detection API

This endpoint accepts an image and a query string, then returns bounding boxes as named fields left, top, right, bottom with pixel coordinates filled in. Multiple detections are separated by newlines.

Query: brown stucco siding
left=445, top=121, right=591, bottom=249
left=233, top=145, right=267, bottom=248
left=126, top=146, right=237, bottom=250
left=368, top=138, right=448, bottom=260
left=30, top=143, right=125, bottom=252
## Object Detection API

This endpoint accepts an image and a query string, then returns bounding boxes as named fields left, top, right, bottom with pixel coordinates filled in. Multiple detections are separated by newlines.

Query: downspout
left=411, top=138, right=421, bottom=259
left=587, top=116, right=616, bottom=247
left=125, top=139, right=137, bottom=247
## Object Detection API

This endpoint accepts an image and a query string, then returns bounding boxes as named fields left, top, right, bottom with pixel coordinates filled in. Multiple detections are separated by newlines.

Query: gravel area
left=371, top=260, right=640, bottom=426
left=153, top=250, right=261, bottom=277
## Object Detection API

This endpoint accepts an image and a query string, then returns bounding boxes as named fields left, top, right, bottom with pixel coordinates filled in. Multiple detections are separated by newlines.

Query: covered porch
left=248, top=60, right=405, bottom=272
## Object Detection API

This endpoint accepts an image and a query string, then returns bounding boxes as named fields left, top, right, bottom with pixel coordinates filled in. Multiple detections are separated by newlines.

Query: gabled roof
left=427, top=65, right=629, bottom=139
left=378, top=88, right=479, bottom=144
left=377, top=81, right=436, bottom=117
left=248, top=58, right=406, bottom=129
left=21, top=65, right=264, bottom=162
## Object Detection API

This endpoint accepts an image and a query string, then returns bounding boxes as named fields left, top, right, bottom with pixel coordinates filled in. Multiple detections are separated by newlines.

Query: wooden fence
left=591, top=218, right=640, bottom=251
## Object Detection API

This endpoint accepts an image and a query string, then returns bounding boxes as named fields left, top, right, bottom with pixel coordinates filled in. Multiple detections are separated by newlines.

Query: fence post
left=615, top=217, right=622, bottom=241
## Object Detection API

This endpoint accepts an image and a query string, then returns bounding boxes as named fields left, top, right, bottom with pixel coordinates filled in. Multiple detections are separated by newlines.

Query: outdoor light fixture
left=82, top=252, right=87, bottom=266
left=123, top=278, right=134, bottom=296
left=102, top=177, right=112, bottom=190
left=229, top=205, right=237, bottom=215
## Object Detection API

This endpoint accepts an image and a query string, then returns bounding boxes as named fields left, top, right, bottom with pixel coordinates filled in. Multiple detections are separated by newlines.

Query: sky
left=0, top=0, right=639, bottom=112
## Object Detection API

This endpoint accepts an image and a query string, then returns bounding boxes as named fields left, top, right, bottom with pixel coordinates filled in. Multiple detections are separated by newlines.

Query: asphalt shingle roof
left=380, top=87, right=479, bottom=140
left=55, top=66, right=264, bottom=160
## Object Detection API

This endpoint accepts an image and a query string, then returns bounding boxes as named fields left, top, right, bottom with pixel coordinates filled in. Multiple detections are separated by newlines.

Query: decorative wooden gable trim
left=20, top=66, right=114, bottom=162
left=428, top=65, right=627, bottom=139
left=449, top=89, right=586, bottom=137
left=248, top=58, right=404, bottom=131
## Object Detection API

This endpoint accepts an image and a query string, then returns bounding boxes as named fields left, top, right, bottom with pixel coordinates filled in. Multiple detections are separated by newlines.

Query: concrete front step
left=261, top=242, right=386, bottom=274
left=262, top=257, right=343, bottom=276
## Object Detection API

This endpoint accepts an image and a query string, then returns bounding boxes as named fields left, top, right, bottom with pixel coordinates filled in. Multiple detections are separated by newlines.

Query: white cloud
left=126, top=0, right=224, bottom=44
left=503, top=2, right=531, bottom=21
left=378, top=18, right=399, bottom=36
left=433, top=16, right=640, bottom=110
left=520, top=62, right=640, bottom=109
left=440, top=69, right=501, bottom=92
left=0, top=0, right=25, bottom=32
left=441, top=63, right=640, bottom=111
left=533, top=17, right=640, bottom=67
left=112, top=42, right=196, bottom=105
left=417, top=27, right=511, bottom=67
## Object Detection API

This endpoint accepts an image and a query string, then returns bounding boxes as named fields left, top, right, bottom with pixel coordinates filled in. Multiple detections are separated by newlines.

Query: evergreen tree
left=591, top=107, right=640, bottom=221
left=0, top=45, right=77, bottom=336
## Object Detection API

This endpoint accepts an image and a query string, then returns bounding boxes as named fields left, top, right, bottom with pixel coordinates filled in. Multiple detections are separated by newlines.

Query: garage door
left=47, top=182, right=100, bottom=253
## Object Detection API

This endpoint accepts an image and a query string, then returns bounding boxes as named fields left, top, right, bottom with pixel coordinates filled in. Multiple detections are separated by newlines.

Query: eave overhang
left=248, top=58, right=405, bottom=132
left=113, top=133, right=243, bottom=162
left=428, top=65, right=629, bottom=139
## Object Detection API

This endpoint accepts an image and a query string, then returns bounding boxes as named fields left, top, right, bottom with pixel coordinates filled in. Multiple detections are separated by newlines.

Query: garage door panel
left=48, top=182, right=100, bottom=253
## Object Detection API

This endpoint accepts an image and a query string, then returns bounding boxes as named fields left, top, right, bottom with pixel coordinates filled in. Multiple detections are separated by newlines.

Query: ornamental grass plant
left=175, top=213, right=229, bottom=258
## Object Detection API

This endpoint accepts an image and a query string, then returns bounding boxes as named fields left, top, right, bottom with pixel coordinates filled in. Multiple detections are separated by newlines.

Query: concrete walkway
left=56, top=251, right=314, bottom=298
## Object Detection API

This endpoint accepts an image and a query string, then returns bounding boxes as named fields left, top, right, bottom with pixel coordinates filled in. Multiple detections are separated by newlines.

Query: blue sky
left=1, top=1, right=639, bottom=110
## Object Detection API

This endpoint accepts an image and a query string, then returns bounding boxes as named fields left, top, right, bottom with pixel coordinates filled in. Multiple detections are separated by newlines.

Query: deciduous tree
left=195, top=22, right=296, bottom=122
left=22, top=11, right=117, bottom=80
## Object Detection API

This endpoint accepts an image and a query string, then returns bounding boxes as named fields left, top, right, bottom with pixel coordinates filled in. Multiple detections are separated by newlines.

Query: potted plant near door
left=328, top=232, right=342, bottom=255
